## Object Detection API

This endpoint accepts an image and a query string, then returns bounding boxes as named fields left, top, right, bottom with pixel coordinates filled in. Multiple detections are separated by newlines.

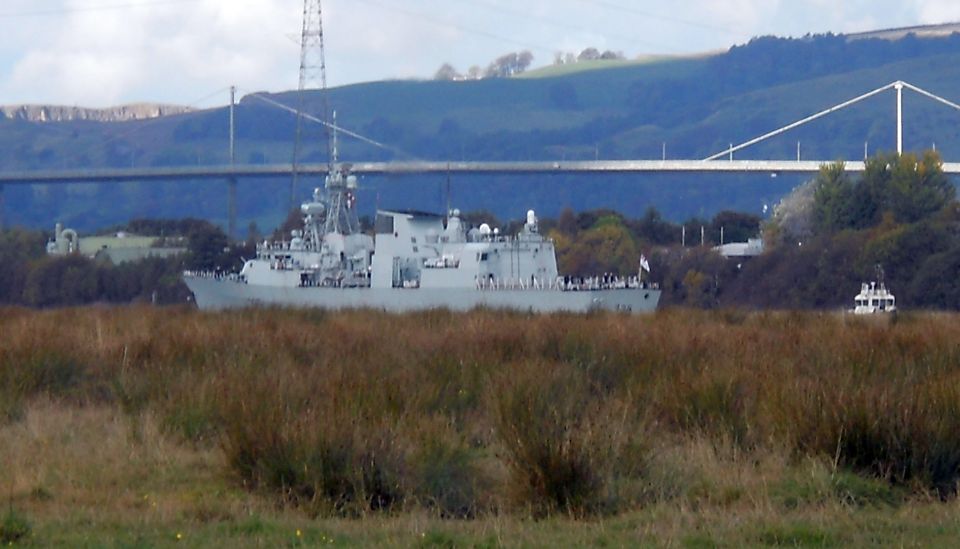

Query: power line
left=444, top=0, right=683, bottom=53
left=345, top=0, right=746, bottom=73
left=351, top=0, right=557, bottom=56
left=571, top=0, right=752, bottom=40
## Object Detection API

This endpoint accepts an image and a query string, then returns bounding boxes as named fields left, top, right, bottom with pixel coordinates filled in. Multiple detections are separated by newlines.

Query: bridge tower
left=291, top=0, right=333, bottom=209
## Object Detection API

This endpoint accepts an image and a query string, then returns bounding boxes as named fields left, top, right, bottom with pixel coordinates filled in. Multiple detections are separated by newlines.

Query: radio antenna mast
left=291, top=0, right=333, bottom=210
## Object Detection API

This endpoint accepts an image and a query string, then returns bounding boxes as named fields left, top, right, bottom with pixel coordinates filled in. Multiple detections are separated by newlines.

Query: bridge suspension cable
left=704, top=82, right=897, bottom=161
left=245, top=90, right=419, bottom=161
left=704, top=80, right=960, bottom=162
left=900, top=81, right=960, bottom=113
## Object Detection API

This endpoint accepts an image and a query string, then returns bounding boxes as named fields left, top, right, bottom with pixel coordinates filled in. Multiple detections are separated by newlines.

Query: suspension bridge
left=1, top=79, right=960, bottom=232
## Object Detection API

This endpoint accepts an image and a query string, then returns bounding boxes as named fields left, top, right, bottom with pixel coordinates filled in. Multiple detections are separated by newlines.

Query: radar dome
left=301, top=202, right=326, bottom=217
left=527, top=210, right=537, bottom=225
left=479, top=223, right=492, bottom=236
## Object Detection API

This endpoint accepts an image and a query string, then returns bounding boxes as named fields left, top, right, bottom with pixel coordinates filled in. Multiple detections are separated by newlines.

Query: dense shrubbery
left=0, top=220, right=251, bottom=307
left=4, top=307, right=960, bottom=516
left=656, top=151, right=960, bottom=310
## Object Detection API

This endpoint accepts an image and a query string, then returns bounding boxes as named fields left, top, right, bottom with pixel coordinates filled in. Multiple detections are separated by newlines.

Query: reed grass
left=3, top=306, right=960, bottom=520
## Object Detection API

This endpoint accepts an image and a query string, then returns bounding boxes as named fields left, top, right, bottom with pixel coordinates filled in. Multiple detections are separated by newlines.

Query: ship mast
left=294, top=0, right=361, bottom=237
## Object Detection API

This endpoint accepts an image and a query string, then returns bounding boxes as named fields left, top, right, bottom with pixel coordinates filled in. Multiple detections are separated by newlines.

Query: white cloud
left=692, top=0, right=782, bottom=35
left=912, top=0, right=960, bottom=23
left=0, top=0, right=946, bottom=106
left=0, top=0, right=300, bottom=106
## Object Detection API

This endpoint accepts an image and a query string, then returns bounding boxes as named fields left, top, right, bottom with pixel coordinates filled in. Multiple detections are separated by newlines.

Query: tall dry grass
left=3, top=306, right=960, bottom=515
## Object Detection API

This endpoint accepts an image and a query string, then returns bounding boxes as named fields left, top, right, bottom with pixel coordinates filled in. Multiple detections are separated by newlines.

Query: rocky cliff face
left=846, top=22, right=960, bottom=42
left=0, top=103, right=193, bottom=123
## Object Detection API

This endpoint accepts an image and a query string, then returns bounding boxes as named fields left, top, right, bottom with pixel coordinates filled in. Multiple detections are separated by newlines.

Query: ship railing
left=476, top=276, right=550, bottom=291
left=472, top=275, right=658, bottom=291
left=557, top=275, right=659, bottom=292
left=183, top=270, right=244, bottom=282
left=473, top=234, right=553, bottom=246
left=424, top=257, right=461, bottom=269
left=257, top=240, right=315, bottom=253
left=297, top=271, right=372, bottom=288
left=257, top=241, right=290, bottom=252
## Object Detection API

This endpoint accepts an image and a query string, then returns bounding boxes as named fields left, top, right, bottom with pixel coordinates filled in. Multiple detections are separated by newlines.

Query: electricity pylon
left=291, top=0, right=332, bottom=209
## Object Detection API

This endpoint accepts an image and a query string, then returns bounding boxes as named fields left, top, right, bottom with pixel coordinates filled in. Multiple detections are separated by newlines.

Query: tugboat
left=852, top=265, right=896, bottom=314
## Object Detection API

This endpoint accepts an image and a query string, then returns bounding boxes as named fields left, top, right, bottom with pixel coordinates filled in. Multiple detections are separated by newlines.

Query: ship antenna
left=332, top=110, right=339, bottom=165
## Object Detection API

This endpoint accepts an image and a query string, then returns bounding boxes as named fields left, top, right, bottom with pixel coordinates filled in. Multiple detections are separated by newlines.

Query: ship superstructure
left=370, top=208, right=558, bottom=291
left=243, top=165, right=373, bottom=289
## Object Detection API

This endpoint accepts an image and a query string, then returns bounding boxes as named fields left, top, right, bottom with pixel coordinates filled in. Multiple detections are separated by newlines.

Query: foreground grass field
left=2, top=306, right=960, bottom=546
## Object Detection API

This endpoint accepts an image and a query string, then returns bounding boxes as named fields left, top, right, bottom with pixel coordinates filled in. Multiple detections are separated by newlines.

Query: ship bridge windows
left=478, top=252, right=488, bottom=262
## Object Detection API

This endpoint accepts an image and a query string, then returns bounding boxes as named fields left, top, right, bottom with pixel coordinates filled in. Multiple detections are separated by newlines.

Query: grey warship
left=183, top=166, right=661, bottom=313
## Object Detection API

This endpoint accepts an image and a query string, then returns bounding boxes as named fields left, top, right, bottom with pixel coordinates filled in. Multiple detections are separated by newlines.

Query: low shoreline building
left=46, top=223, right=186, bottom=264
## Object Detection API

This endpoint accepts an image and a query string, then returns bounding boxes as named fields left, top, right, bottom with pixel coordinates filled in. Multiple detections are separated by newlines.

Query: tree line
left=659, top=151, right=960, bottom=309
left=0, top=220, right=250, bottom=307
left=435, top=51, right=535, bottom=81
left=434, top=47, right=627, bottom=81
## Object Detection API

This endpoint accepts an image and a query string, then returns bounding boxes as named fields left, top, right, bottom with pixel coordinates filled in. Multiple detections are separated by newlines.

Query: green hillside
left=3, top=31, right=960, bottom=232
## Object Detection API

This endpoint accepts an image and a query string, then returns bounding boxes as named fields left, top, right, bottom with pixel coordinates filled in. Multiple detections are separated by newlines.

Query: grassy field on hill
left=3, top=306, right=960, bottom=546
left=517, top=55, right=701, bottom=79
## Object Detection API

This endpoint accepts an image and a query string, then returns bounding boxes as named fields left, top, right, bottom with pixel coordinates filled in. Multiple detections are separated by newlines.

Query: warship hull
left=185, top=275, right=660, bottom=313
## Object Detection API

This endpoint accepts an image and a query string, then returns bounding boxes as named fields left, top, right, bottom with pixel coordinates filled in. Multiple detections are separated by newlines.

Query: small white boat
left=852, top=266, right=896, bottom=314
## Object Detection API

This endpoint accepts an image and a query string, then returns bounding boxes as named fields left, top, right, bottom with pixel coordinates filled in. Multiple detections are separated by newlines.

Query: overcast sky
left=0, top=0, right=958, bottom=108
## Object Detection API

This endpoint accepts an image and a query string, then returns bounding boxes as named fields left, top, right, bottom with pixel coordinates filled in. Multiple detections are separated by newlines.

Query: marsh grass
left=3, top=306, right=960, bottom=521
left=0, top=507, right=31, bottom=544
left=492, top=359, right=646, bottom=516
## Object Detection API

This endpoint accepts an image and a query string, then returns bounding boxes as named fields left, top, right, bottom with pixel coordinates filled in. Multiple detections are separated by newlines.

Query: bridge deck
left=0, top=160, right=958, bottom=184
